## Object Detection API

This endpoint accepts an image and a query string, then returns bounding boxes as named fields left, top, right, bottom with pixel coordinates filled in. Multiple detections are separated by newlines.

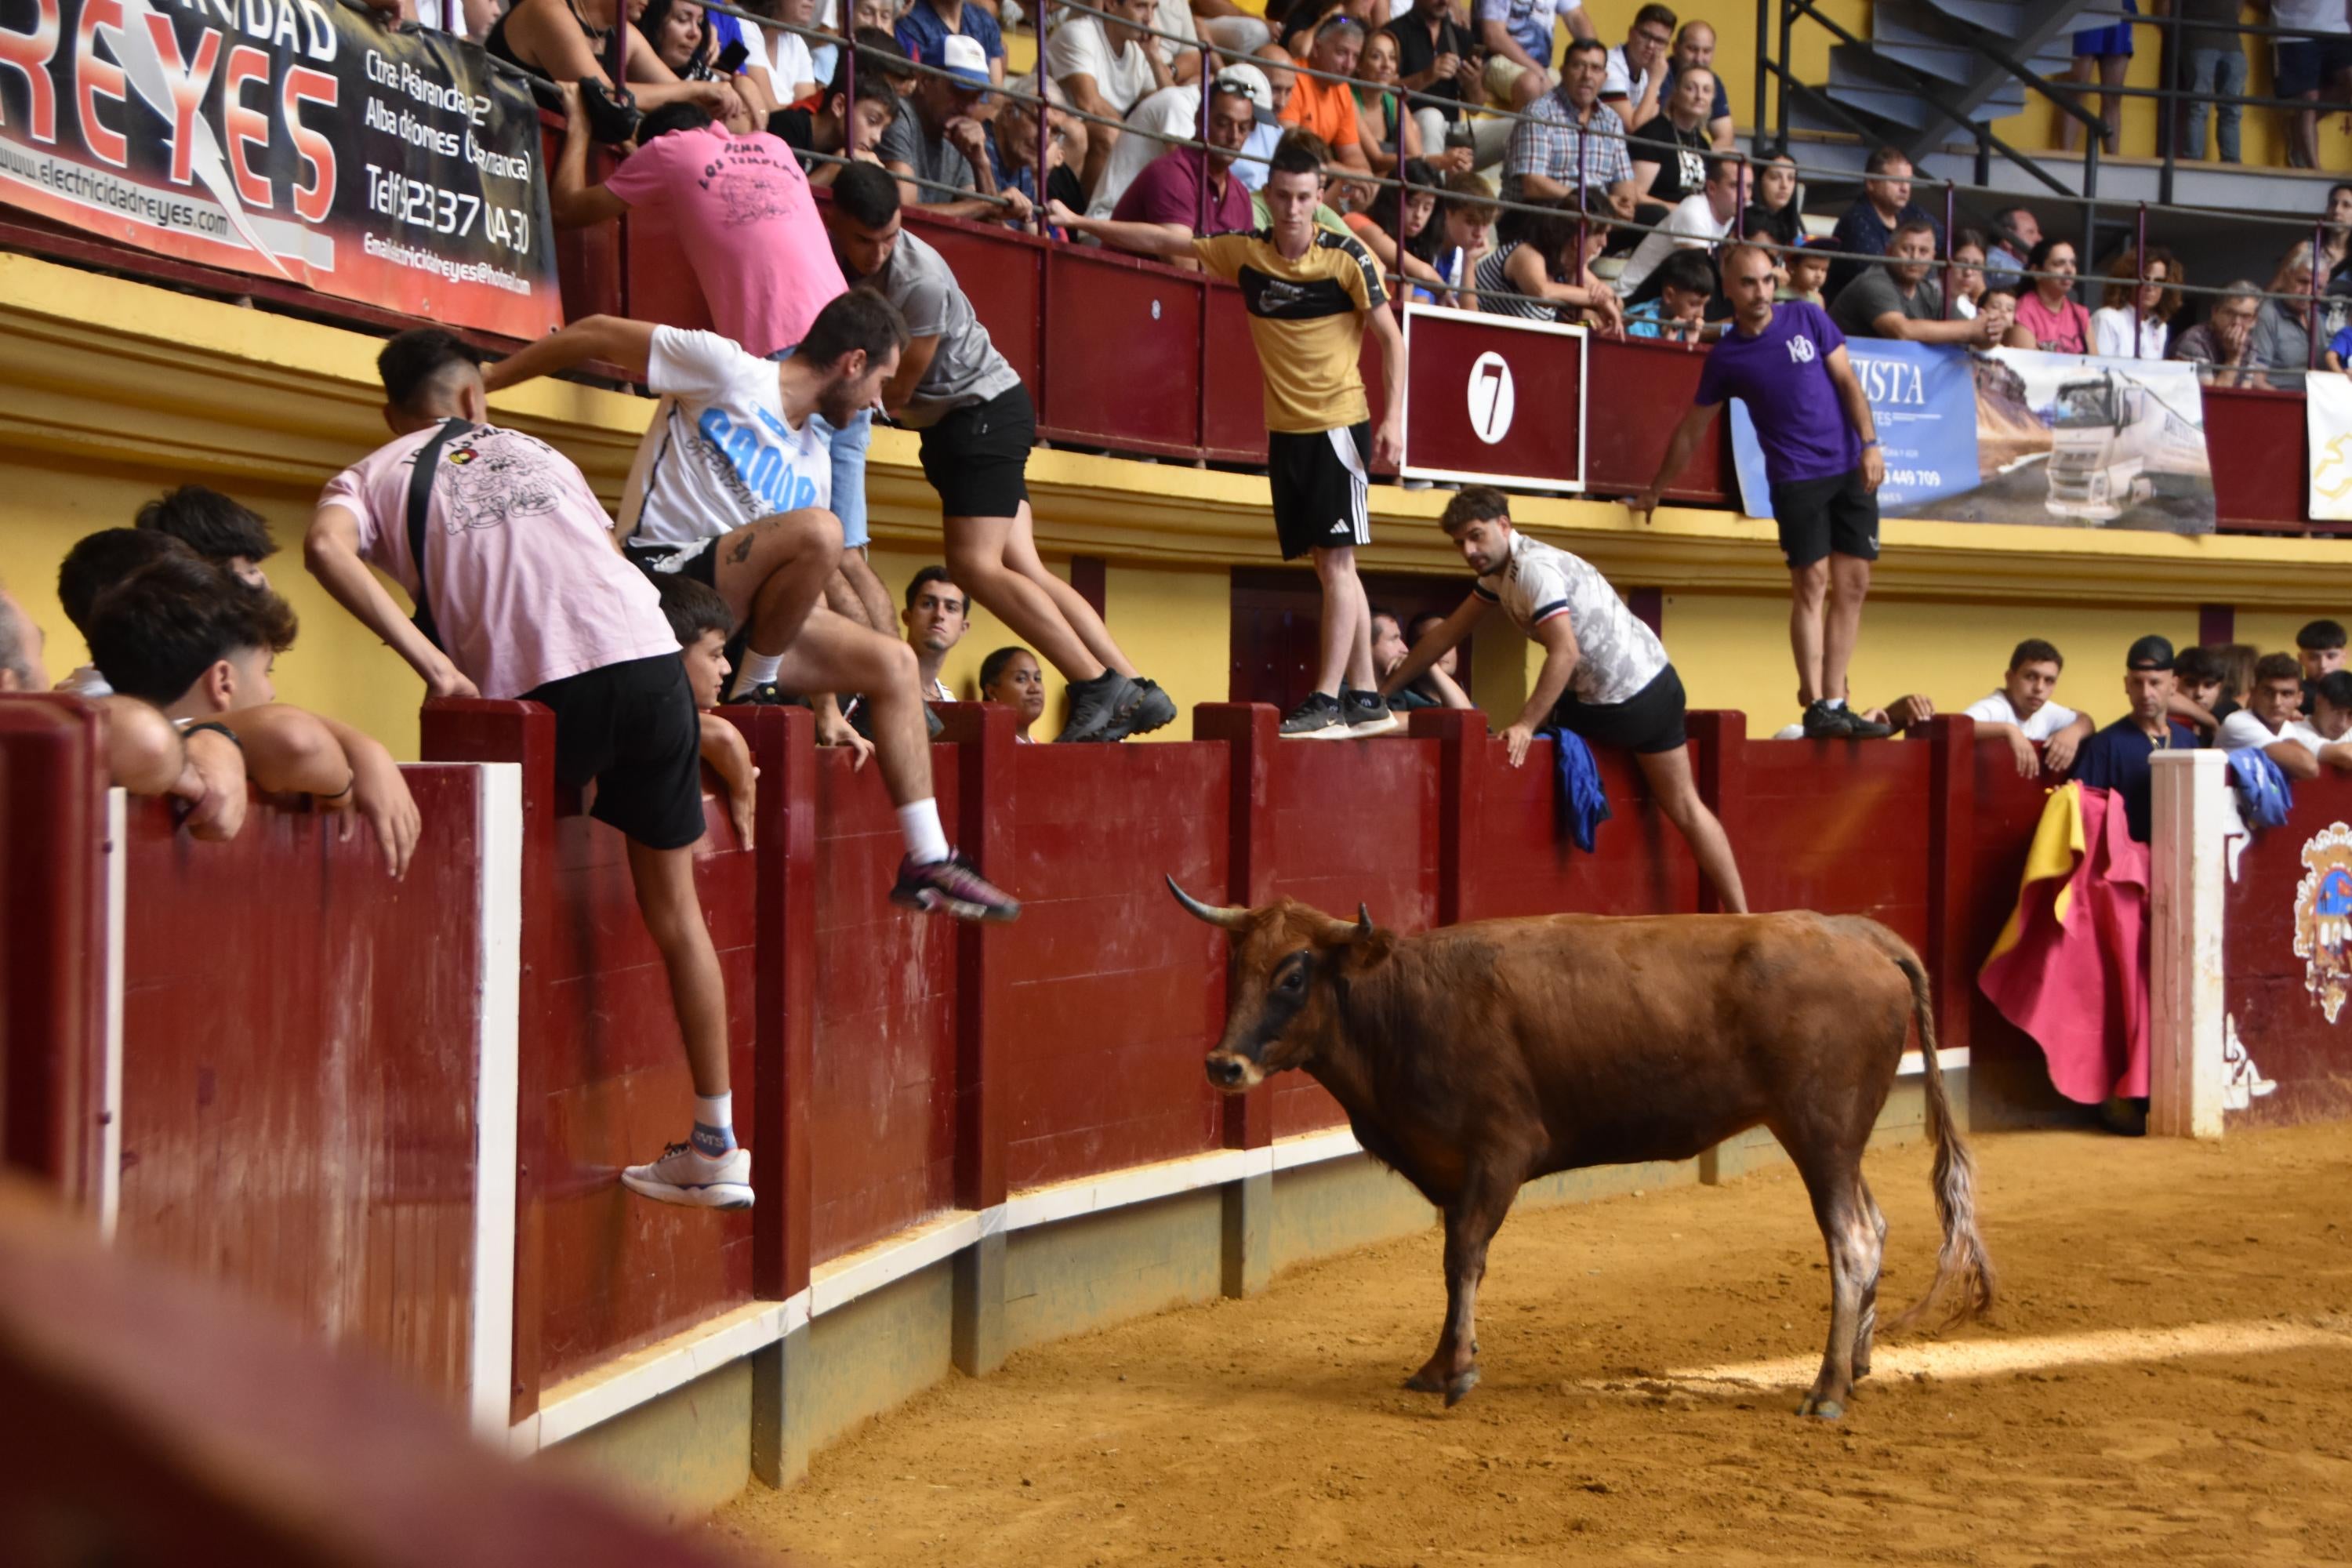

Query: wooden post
left=1192, top=702, right=1275, bottom=1297
left=1922, top=713, right=1976, bottom=1069
left=1410, top=706, right=1486, bottom=927
left=1684, top=710, right=1745, bottom=916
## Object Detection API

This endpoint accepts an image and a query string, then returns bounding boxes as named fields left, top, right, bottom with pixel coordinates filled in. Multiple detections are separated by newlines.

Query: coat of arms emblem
left=2292, top=821, right=2352, bottom=1023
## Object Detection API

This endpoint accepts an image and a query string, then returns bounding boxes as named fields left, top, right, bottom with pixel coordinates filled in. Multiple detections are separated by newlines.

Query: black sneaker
left=731, top=681, right=793, bottom=706
left=1843, top=708, right=1894, bottom=739
left=1054, top=670, right=1139, bottom=742
left=1800, top=700, right=1852, bottom=739
left=1279, top=691, right=1345, bottom=739
left=1343, top=689, right=1402, bottom=738
left=1100, top=677, right=1178, bottom=742
left=889, top=851, right=1022, bottom=922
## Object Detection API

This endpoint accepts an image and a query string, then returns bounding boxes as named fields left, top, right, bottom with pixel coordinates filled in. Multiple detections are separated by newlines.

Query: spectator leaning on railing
left=902, top=565, right=970, bottom=702
left=637, top=0, right=779, bottom=127
left=1475, top=198, right=1621, bottom=330
left=771, top=42, right=904, bottom=185
left=2069, top=636, right=2203, bottom=845
left=989, top=74, right=1089, bottom=212
left=1964, top=637, right=2094, bottom=779
left=1825, top=144, right=1938, bottom=300
left=136, top=485, right=278, bottom=588
left=2214, top=652, right=2352, bottom=779
left=1621, top=249, right=1716, bottom=342
left=1503, top=38, right=1633, bottom=213
left=2091, top=248, right=2182, bottom=361
left=882, top=36, right=1033, bottom=222
left=828, top=164, right=1178, bottom=742
left=1828, top=220, right=2001, bottom=347
left=2172, top=278, right=2262, bottom=385
left=977, top=644, right=1047, bottom=740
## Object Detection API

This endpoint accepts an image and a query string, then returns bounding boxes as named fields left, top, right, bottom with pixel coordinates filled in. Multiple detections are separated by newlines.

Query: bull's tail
left=1881, top=950, right=1998, bottom=1336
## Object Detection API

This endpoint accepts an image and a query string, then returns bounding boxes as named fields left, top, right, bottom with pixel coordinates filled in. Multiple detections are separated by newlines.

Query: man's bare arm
left=304, top=503, right=476, bottom=698
left=480, top=314, right=660, bottom=391
left=1049, top=201, right=1203, bottom=259
left=1379, top=595, right=1489, bottom=696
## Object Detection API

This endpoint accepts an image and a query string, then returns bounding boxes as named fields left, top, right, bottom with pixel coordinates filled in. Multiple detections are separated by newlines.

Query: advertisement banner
left=1729, top=343, right=2216, bottom=535
left=1727, top=338, right=1978, bottom=519
left=0, top=0, right=560, bottom=338
left=2307, top=372, right=2352, bottom=522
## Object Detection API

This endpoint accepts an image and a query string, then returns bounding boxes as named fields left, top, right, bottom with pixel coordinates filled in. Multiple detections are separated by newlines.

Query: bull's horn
left=1167, top=875, right=1250, bottom=929
left=1356, top=902, right=1374, bottom=938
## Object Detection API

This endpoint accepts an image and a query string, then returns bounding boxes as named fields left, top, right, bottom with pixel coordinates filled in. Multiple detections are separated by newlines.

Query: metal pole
left=2158, top=7, right=2180, bottom=206
left=1574, top=115, right=1588, bottom=286
left=843, top=19, right=856, bottom=152
left=1396, top=161, right=1410, bottom=307
left=1036, top=2, right=1053, bottom=227
left=1943, top=177, right=1955, bottom=321
left=1196, top=40, right=1211, bottom=237
left=2133, top=200, right=2147, bottom=358
left=1751, top=0, right=1769, bottom=159
left=2313, top=218, right=2325, bottom=377
left=1774, top=0, right=1791, bottom=151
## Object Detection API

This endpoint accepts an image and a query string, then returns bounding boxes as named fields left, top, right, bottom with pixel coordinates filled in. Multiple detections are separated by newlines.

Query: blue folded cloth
left=1544, top=725, right=1613, bottom=852
left=2227, top=747, right=2292, bottom=829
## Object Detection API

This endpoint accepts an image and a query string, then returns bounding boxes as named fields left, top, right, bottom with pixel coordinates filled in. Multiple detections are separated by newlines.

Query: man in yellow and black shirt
left=1053, top=131, right=1409, bottom=739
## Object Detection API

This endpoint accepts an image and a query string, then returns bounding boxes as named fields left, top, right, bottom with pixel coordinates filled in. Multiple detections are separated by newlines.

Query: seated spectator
left=1623, top=249, right=1715, bottom=341
left=894, top=0, right=1004, bottom=93
left=1627, top=64, right=1716, bottom=223
left=1977, top=286, right=2024, bottom=346
left=1142, top=0, right=1205, bottom=91
left=136, top=485, right=277, bottom=587
left=1386, top=0, right=1490, bottom=167
left=1965, top=637, right=2095, bottom=777
left=1616, top=151, right=1740, bottom=299
left=880, top=36, right=1032, bottom=220
left=637, top=0, right=777, bottom=126
left=1081, top=59, right=1275, bottom=219
left=2215, top=652, right=2349, bottom=779
left=1825, top=144, right=1937, bottom=299
left=2172, top=279, right=2263, bottom=387
left=1742, top=150, right=1802, bottom=252
left=735, top=0, right=822, bottom=105
left=989, top=75, right=1088, bottom=212
left=978, top=644, right=1047, bottom=741
left=1102, top=71, right=1260, bottom=247
left=1478, top=0, right=1592, bottom=112
left=1945, top=227, right=1988, bottom=318
left=2091, top=247, right=2182, bottom=361
left=1351, top=29, right=1427, bottom=179
left=1599, top=2, right=1673, bottom=129
left=902, top=566, right=970, bottom=700
left=1406, top=170, right=1499, bottom=305
left=1196, top=0, right=1272, bottom=57
left=2300, top=619, right=2347, bottom=711
left=654, top=575, right=760, bottom=849
left=1373, top=607, right=1472, bottom=710
left=2070, top=635, right=2201, bottom=844
left=771, top=43, right=904, bottom=185
left=1502, top=38, right=1632, bottom=213
left=56, top=527, right=194, bottom=698
left=1780, top=237, right=1831, bottom=306
left=812, top=1, right=904, bottom=89
left=2252, top=243, right=2318, bottom=388
left=483, top=0, right=741, bottom=132
left=1278, top=16, right=1375, bottom=179
left=1050, top=0, right=1177, bottom=198
left=1, top=571, right=249, bottom=832
left=1984, top=205, right=2038, bottom=294
left=2012, top=237, right=2092, bottom=354
left=87, top=554, right=419, bottom=873
left=1474, top=200, right=1622, bottom=331
left=1352, top=162, right=1463, bottom=301
left=1828, top=221, right=2000, bottom=346
left=1662, top=20, right=1734, bottom=147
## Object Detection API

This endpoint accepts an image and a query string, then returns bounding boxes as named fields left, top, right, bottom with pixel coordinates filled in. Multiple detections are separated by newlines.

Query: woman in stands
left=1350, top=31, right=1423, bottom=178
left=1472, top=200, right=1624, bottom=333
left=2090, top=246, right=2181, bottom=361
left=1351, top=159, right=1456, bottom=303
left=2013, top=236, right=2092, bottom=354
left=1945, top=227, right=1989, bottom=319
left=1741, top=150, right=1802, bottom=252
left=487, top=0, right=746, bottom=136
left=978, top=646, right=1047, bottom=742
left=639, top=0, right=781, bottom=122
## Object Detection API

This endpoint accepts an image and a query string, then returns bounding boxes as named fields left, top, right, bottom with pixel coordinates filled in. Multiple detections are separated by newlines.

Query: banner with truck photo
left=1730, top=343, right=2216, bottom=535
left=0, top=0, right=560, bottom=339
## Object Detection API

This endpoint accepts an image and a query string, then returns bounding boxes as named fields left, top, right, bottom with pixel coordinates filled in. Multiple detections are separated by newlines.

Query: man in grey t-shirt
left=877, top=37, right=1031, bottom=226
left=824, top=163, right=1176, bottom=744
left=1828, top=220, right=1998, bottom=347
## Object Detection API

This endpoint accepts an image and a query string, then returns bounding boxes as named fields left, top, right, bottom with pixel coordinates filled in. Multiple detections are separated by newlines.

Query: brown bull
left=1170, top=880, right=1995, bottom=1419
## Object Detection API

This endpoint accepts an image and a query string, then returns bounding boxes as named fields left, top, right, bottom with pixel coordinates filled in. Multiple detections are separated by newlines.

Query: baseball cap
left=927, top=34, right=991, bottom=90
left=2125, top=634, right=2176, bottom=671
left=1211, top=62, right=1273, bottom=114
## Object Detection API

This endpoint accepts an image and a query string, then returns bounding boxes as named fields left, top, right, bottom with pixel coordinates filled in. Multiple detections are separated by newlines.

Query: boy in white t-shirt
left=1964, top=637, right=2095, bottom=778
left=2216, top=653, right=2352, bottom=779
left=1378, top=486, right=1748, bottom=915
left=479, top=294, right=1021, bottom=927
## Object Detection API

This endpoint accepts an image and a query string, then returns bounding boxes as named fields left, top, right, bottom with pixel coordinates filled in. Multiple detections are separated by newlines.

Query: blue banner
left=1727, top=339, right=1980, bottom=518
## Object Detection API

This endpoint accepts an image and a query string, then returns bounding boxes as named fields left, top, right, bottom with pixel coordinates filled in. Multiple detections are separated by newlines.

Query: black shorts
left=1769, top=466, right=1879, bottom=568
left=2276, top=36, right=2352, bottom=97
left=1552, top=663, right=1689, bottom=755
left=918, top=383, right=1034, bottom=517
left=1268, top=423, right=1371, bottom=561
left=524, top=654, right=706, bottom=851
left=623, top=534, right=719, bottom=586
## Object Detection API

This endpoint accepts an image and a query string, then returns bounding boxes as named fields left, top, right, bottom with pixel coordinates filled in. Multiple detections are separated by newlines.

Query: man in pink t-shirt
left=550, top=91, right=891, bottom=629
left=306, top=329, right=758, bottom=1213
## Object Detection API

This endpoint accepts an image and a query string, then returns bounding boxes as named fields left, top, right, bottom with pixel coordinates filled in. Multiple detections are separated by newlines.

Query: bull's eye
left=1279, top=959, right=1307, bottom=992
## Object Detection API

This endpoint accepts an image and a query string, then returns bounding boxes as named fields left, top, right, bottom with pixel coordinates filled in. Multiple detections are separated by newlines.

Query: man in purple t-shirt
left=1630, top=241, right=1889, bottom=742
left=1103, top=75, right=1258, bottom=249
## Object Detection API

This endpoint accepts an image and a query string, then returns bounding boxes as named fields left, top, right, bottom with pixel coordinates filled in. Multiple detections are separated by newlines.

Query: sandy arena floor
left=713, top=1122, right=2352, bottom=1567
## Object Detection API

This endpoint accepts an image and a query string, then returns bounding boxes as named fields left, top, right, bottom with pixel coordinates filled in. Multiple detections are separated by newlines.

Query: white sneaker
left=621, top=1142, right=753, bottom=1209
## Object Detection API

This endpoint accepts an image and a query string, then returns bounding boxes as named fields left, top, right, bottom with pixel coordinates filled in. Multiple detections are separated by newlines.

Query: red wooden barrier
left=114, top=771, right=489, bottom=1401
left=1722, top=730, right=1934, bottom=947
left=2223, top=771, right=2352, bottom=1126
left=0, top=697, right=107, bottom=1202
left=1958, top=735, right=2082, bottom=1119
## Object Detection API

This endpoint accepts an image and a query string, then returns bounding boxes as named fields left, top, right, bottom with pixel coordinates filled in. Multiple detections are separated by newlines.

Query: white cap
left=1210, top=62, right=1272, bottom=114
left=931, top=32, right=991, bottom=89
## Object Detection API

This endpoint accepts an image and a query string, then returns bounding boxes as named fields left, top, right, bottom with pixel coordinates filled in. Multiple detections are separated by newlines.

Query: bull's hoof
left=1795, top=1395, right=1844, bottom=1421
left=1443, top=1368, right=1481, bottom=1407
left=1404, top=1367, right=1446, bottom=1394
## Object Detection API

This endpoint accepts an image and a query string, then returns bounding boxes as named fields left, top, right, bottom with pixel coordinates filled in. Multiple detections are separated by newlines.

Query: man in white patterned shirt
left=1378, top=486, right=1747, bottom=912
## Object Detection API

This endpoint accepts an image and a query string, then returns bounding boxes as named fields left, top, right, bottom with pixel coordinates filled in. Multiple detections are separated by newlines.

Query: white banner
left=2307, top=373, right=2352, bottom=522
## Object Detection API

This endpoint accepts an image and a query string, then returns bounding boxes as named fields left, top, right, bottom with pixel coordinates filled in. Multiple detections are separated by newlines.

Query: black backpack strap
left=405, top=417, right=470, bottom=650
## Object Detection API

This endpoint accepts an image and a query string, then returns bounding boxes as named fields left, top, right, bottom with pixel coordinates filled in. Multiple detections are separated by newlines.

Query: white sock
left=1822, top=696, right=1846, bottom=710
left=691, top=1092, right=735, bottom=1157
left=897, top=798, right=951, bottom=866
left=733, top=651, right=783, bottom=696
